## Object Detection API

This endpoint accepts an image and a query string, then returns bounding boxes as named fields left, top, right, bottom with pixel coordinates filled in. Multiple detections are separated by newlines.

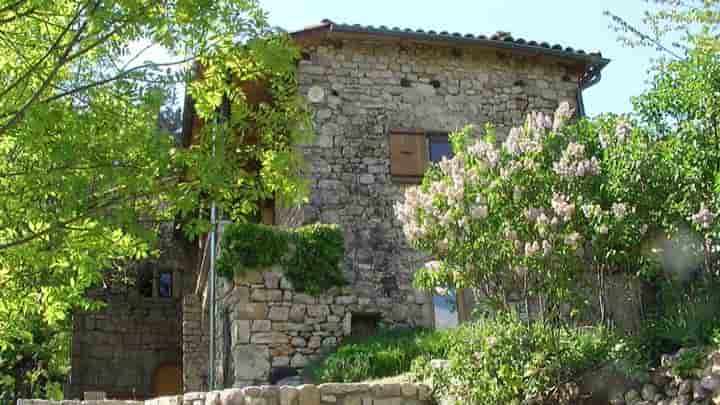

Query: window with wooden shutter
left=389, top=129, right=428, bottom=183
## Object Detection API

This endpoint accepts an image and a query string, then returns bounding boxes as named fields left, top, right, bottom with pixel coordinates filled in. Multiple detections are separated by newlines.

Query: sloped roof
left=291, top=19, right=610, bottom=70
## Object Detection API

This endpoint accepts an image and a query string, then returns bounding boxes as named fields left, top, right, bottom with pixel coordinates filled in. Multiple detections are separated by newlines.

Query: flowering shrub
left=410, top=313, right=616, bottom=405
left=397, top=104, right=659, bottom=319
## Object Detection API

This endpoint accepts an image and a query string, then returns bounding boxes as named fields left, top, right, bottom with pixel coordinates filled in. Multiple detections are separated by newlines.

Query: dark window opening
left=428, top=133, right=453, bottom=163
left=137, top=266, right=153, bottom=298
left=350, top=313, right=380, bottom=338
left=158, top=272, right=172, bottom=298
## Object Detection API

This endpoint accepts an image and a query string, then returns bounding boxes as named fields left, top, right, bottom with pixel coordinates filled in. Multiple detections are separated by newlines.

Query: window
left=158, top=272, right=173, bottom=298
left=428, top=133, right=453, bottom=163
left=389, top=129, right=453, bottom=183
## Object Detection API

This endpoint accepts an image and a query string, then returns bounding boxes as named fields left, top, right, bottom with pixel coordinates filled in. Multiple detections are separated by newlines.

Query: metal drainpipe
left=577, top=65, right=603, bottom=118
left=209, top=201, right=217, bottom=390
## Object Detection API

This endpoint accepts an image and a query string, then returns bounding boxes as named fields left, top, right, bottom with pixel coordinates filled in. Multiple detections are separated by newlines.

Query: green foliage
left=307, top=328, right=452, bottom=383
left=413, top=314, right=617, bottom=405
left=217, top=222, right=288, bottom=271
left=284, top=224, right=346, bottom=295
left=630, top=279, right=720, bottom=369
left=216, top=223, right=346, bottom=295
left=670, top=347, right=708, bottom=378
left=0, top=0, right=313, bottom=398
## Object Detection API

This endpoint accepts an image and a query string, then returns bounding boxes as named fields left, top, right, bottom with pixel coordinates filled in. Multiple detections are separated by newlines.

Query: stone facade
left=70, top=292, right=182, bottom=400
left=211, top=266, right=432, bottom=386
left=291, top=38, right=580, bottom=324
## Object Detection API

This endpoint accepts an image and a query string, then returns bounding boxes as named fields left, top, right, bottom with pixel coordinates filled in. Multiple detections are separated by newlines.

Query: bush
left=306, top=328, right=451, bottom=383
left=217, top=222, right=346, bottom=295
left=632, top=278, right=720, bottom=367
left=412, top=313, right=617, bottom=405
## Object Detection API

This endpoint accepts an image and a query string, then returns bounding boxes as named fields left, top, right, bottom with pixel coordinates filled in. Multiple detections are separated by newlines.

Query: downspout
left=208, top=95, right=230, bottom=390
left=577, top=64, right=603, bottom=118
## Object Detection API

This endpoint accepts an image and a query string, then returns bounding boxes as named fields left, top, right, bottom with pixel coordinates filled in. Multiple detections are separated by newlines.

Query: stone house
left=68, top=19, right=609, bottom=399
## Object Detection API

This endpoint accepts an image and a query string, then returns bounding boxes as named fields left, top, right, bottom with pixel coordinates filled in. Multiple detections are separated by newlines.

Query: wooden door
left=152, top=363, right=182, bottom=397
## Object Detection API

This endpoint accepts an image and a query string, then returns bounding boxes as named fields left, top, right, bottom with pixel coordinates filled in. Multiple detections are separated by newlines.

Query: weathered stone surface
left=298, top=385, right=321, bottom=405
left=234, top=346, right=270, bottom=381
left=237, top=303, right=268, bottom=320
left=290, top=353, right=308, bottom=368
left=269, top=306, right=290, bottom=321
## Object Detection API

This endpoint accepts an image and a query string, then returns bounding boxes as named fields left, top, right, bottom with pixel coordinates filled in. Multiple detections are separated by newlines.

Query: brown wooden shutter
left=389, top=129, right=427, bottom=182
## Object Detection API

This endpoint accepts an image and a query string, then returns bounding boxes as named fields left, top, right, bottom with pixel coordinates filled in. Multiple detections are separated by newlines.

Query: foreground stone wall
left=212, top=267, right=433, bottom=387
left=611, top=349, right=720, bottom=405
left=20, top=383, right=432, bottom=405
left=294, top=38, right=580, bottom=329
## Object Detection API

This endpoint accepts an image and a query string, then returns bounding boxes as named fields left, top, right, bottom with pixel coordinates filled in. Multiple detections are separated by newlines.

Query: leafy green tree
left=0, top=0, right=311, bottom=399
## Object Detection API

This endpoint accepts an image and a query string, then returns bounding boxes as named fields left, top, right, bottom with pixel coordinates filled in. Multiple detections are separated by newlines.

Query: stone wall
left=20, top=383, right=432, bottom=405
left=610, top=349, right=720, bottom=405
left=293, top=39, right=580, bottom=329
left=70, top=292, right=182, bottom=399
left=212, top=267, right=433, bottom=387
left=183, top=294, right=210, bottom=393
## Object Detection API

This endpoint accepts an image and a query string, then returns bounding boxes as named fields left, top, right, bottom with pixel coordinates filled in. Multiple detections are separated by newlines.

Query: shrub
left=412, top=314, right=617, bottom=405
left=216, top=222, right=346, bottom=295
left=306, top=328, right=451, bottom=383
left=633, top=279, right=720, bottom=367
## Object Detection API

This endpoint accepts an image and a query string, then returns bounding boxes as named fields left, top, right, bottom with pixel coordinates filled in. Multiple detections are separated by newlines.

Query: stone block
left=234, top=345, right=270, bottom=381
left=291, top=353, right=309, bottom=368
left=233, top=320, right=251, bottom=344
left=237, top=303, right=268, bottom=320
left=307, top=305, right=330, bottom=318
left=252, top=332, right=290, bottom=345
left=298, top=385, right=321, bottom=405
left=269, top=306, right=291, bottom=321
left=252, top=320, right=272, bottom=332
left=280, top=386, right=299, bottom=405
left=273, top=356, right=291, bottom=367
left=294, top=294, right=317, bottom=305
left=219, top=388, right=245, bottom=405
left=289, top=305, right=306, bottom=322
left=264, top=271, right=282, bottom=289
left=235, top=271, right=264, bottom=286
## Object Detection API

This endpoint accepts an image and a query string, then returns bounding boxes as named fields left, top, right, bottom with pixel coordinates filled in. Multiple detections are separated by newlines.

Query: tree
left=0, top=0, right=311, bottom=399
left=397, top=106, right=660, bottom=323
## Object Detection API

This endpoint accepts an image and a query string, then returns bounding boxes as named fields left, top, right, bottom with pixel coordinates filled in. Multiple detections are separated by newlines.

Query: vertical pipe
left=208, top=201, right=217, bottom=389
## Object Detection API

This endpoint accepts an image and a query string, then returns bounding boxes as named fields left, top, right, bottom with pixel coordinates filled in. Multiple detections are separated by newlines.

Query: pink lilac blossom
left=553, top=101, right=574, bottom=131
left=553, top=142, right=601, bottom=178
left=525, top=241, right=540, bottom=257
left=690, top=204, right=717, bottom=229
left=612, top=203, right=628, bottom=221
left=551, top=193, right=575, bottom=222
left=468, top=140, right=500, bottom=169
left=615, top=122, right=632, bottom=141
left=542, top=240, right=552, bottom=256
left=564, top=232, right=582, bottom=248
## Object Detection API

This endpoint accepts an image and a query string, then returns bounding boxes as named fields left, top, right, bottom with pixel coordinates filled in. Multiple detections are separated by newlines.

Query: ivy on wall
left=216, top=222, right=346, bottom=295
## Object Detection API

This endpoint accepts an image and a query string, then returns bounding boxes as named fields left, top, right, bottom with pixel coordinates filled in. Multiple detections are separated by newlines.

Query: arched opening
left=151, top=363, right=182, bottom=397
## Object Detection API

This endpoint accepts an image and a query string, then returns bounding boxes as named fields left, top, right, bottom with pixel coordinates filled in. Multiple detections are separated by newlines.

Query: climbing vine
left=217, top=223, right=346, bottom=295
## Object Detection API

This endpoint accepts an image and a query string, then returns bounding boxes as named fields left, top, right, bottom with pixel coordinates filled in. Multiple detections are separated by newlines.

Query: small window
left=159, top=272, right=173, bottom=298
left=428, top=133, right=453, bottom=163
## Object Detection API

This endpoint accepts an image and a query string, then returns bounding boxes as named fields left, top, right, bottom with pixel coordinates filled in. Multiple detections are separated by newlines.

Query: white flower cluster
left=467, top=139, right=500, bottom=169
left=551, top=193, right=576, bottom=222
left=690, top=203, right=717, bottom=230
left=553, top=142, right=600, bottom=178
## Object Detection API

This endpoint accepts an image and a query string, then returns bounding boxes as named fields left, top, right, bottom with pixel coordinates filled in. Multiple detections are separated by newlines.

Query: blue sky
left=261, top=0, right=661, bottom=116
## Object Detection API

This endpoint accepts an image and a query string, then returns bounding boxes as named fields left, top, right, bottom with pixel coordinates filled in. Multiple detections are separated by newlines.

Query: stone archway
left=151, top=363, right=182, bottom=397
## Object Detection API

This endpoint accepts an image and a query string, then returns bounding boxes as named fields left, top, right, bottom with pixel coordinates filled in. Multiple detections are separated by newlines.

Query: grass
left=304, top=328, right=451, bottom=383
